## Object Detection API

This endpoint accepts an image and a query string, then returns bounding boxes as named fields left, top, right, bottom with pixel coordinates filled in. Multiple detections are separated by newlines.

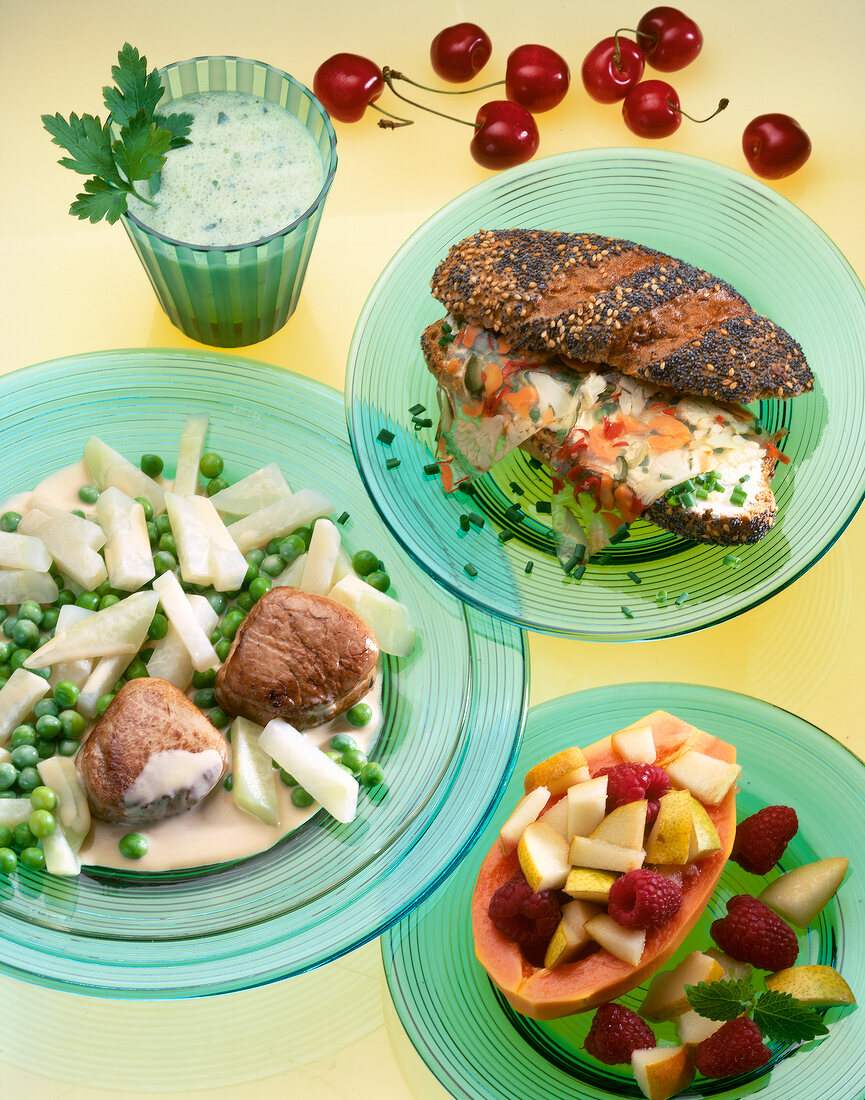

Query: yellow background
left=1, top=0, right=863, bottom=1095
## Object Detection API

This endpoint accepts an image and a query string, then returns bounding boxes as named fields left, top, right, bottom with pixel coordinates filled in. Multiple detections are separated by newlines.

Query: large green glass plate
left=383, top=683, right=863, bottom=1099
left=0, top=350, right=528, bottom=998
left=346, top=149, right=865, bottom=640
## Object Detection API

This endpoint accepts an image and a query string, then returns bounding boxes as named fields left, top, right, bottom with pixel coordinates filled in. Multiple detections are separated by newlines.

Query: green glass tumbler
left=121, top=56, right=337, bottom=348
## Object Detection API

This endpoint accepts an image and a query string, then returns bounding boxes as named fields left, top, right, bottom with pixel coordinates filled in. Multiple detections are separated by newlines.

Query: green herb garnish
left=42, top=43, right=193, bottom=224
left=438, top=322, right=455, bottom=348
left=686, top=979, right=830, bottom=1045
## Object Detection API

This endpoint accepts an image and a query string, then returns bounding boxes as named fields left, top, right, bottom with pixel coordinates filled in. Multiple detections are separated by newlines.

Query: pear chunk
left=568, top=835, right=645, bottom=873
left=567, top=775, right=608, bottom=839
left=590, top=800, right=648, bottom=851
left=676, top=1009, right=724, bottom=1047
left=640, top=951, right=724, bottom=1021
left=765, top=964, right=856, bottom=1007
left=524, top=747, right=590, bottom=796
left=584, top=913, right=646, bottom=966
left=499, top=786, right=550, bottom=854
left=759, top=857, right=849, bottom=927
left=687, top=795, right=721, bottom=861
left=543, top=898, right=603, bottom=968
left=664, top=749, right=740, bottom=805
left=645, top=788, right=692, bottom=865
left=518, top=821, right=570, bottom=893
left=704, top=947, right=753, bottom=982
left=631, top=1045, right=695, bottom=1100
left=612, top=724, right=656, bottom=763
left=538, top=795, right=569, bottom=838
left=564, top=867, right=618, bottom=903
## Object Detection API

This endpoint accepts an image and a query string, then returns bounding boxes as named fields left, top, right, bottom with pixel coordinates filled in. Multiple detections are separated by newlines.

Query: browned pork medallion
left=77, top=677, right=229, bottom=825
left=214, top=586, right=379, bottom=730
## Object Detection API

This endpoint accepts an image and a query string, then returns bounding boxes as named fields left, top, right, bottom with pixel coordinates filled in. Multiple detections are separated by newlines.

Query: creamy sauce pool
left=127, top=91, right=325, bottom=247
left=3, top=461, right=384, bottom=873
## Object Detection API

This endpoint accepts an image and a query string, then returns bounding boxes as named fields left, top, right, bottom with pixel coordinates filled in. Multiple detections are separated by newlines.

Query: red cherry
left=636, top=7, right=703, bottom=72
left=430, top=23, right=492, bottom=83
left=313, top=53, right=384, bottom=123
left=581, top=36, right=645, bottom=103
left=505, top=44, right=570, bottom=112
left=470, top=100, right=539, bottom=170
left=743, top=113, right=811, bottom=179
left=622, top=79, right=681, bottom=138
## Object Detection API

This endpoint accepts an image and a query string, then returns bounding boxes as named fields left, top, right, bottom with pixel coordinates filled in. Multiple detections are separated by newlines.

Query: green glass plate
left=383, top=683, right=863, bottom=1099
left=0, top=350, right=528, bottom=998
left=346, top=149, right=865, bottom=640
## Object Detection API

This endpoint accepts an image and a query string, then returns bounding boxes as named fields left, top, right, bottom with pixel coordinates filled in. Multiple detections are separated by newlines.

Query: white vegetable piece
left=48, top=605, right=94, bottom=690
left=207, top=462, right=291, bottom=517
left=146, top=594, right=218, bottom=689
left=0, top=669, right=51, bottom=746
left=77, top=652, right=136, bottom=718
left=84, top=436, right=165, bottom=515
left=96, top=486, right=156, bottom=591
left=173, top=413, right=209, bottom=497
left=0, top=799, right=33, bottom=829
left=17, top=509, right=107, bottom=590
left=0, top=569, right=59, bottom=606
left=0, top=530, right=52, bottom=572
left=37, top=755, right=91, bottom=853
left=272, top=552, right=307, bottom=588
left=151, top=570, right=220, bottom=672
left=231, top=717, right=280, bottom=826
left=25, top=497, right=106, bottom=550
left=189, top=496, right=248, bottom=591
left=260, top=719, right=358, bottom=824
left=164, top=492, right=213, bottom=585
left=24, top=590, right=160, bottom=669
left=41, top=822, right=82, bottom=876
left=300, top=518, right=341, bottom=596
left=328, top=574, right=416, bottom=657
left=331, top=546, right=354, bottom=585
left=228, top=489, right=334, bottom=555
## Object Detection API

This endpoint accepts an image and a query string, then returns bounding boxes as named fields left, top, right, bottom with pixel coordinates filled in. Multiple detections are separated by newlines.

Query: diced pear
left=260, top=718, right=358, bottom=824
left=207, top=462, right=291, bottom=516
left=151, top=571, right=219, bottom=672
left=0, top=799, right=33, bottom=829
left=499, top=786, right=550, bottom=854
left=189, top=496, right=248, bottom=591
left=759, top=857, right=849, bottom=927
left=676, top=1009, right=724, bottom=1047
left=664, top=749, right=741, bottom=806
left=40, top=822, right=81, bottom=876
left=568, top=834, right=645, bottom=873
left=524, top=747, right=590, bottom=796
left=590, top=800, right=648, bottom=851
left=704, top=947, right=753, bottom=983
left=567, top=775, right=609, bottom=839
left=17, top=509, right=107, bottom=590
left=544, top=898, right=603, bottom=968
left=328, top=574, right=416, bottom=657
left=0, top=569, right=59, bottom=606
left=539, top=795, right=569, bottom=838
left=0, top=530, right=52, bottom=572
left=563, top=867, right=619, bottom=903
left=25, top=497, right=106, bottom=549
left=518, top=821, right=571, bottom=893
left=273, top=552, right=307, bottom=588
left=228, top=488, right=333, bottom=554
left=631, top=1045, right=695, bottom=1100
left=645, top=788, right=693, bottom=865
left=84, top=436, right=165, bottom=514
left=164, top=492, right=213, bottom=585
left=0, top=669, right=51, bottom=745
left=612, top=724, right=656, bottom=763
left=96, top=487, right=156, bottom=591
left=146, top=594, right=218, bottom=690
left=585, top=912, right=646, bottom=966
left=231, top=717, right=280, bottom=827
left=47, top=605, right=94, bottom=690
left=173, top=413, right=208, bottom=496
left=765, top=964, right=856, bottom=1007
left=639, top=951, right=724, bottom=1021
left=24, top=590, right=159, bottom=668
left=688, top=795, right=721, bottom=861
left=37, top=755, right=91, bottom=852
left=300, top=518, right=341, bottom=596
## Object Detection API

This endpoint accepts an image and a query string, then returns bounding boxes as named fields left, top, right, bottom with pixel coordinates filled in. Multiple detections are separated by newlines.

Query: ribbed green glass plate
left=0, top=350, right=528, bottom=998
left=383, top=683, right=863, bottom=1100
left=346, top=149, right=865, bottom=640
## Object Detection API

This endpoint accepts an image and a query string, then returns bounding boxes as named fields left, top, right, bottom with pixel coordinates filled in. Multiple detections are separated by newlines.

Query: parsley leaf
left=753, top=991, right=830, bottom=1045
left=102, top=42, right=164, bottom=126
left=41, top=112, right=124, bottom=184
left=70, top=178, right=130, bottom=225
left=686, top=979, right=755, bottom=1022
left=154, top=110, right=194, bottom=150
left=113, top=110, right=172, bottom=185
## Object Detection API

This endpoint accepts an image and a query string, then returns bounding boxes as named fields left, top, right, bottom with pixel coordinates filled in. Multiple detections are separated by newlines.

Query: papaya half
left=471, top=710, right=737, bottom=1020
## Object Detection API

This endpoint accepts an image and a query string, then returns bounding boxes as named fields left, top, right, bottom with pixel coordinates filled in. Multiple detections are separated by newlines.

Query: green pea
left=325, top=749, right=343, bottom=764
left=153, top=550, right=177, bottom=575
left=0, top=511, right=22, bottom=533
left=96, top=693, right=115, bottom=716
left=346, top=703, right=373, bottom=728
left=19, top=846, right=46, bottom=870
left=0, top=641, right=11, bottom=664
left=10, top=744, right=39, bottom=769
left=30, top=666, right=52, bottom=681
left=57, top=739, right=80, bottom=757
left=11, top=823, right=37, bottom=851
left=365, top=570, right=391, bottom=593
left=35, top=715, right=62, bottom=740
left=260, top=554, right=284, bottom=577
left=147, top=612, right=168, bottom=640
left=124, top=659, right=149, bottom=680
left=330, top=733, right=357, bottom=753
left=55, top=588, right=75, bottom=607
left=235, top=591, right=255, bottom=612
left=9, top=646, right=32, bottom=670
left=2, top=617, right=17, bottom=639
left=245, top=548, right=266, bottom=567
left=248, top=576, right=272, bottom=601
left=206, top=476, right=229, bottom=497
left=209, top=626, right=222, bottom=645
left=351, top=549, right=380, bottom=577
left=52, top=680, right=80, bottom=709
left=58, top=710, right=86, bottom=738
left=192, top=668, right=216, bottom=689
left=220, top=608, right=245, bottom=640
left=291, top=787, right=314, bottom=808
left=209, top=708, right=230, bottom=730
left=0, top=677, right=8, bottom=693
left=223, top=774, right=234, bottom=791
left=279, top=770, right=297, bottom=787
left=341, top=748, right=368, bottom=774
left=158, top=532, right=178, bottom=556
left=155, top=513, right=172, bottom=536
left=28, top=809, right=55, bottom=838
left=0, top=826, right=10, bottom=847
left=294, top=526, right=313, bottom=550
left=17, top=600, right=44, bottom=626
left=215, top=638, right=231, bottom=662
left=206, top=592, right=227, bottom=616
left=34, top=699, right=59, bottom=719
left=276, top=535, right=305, bottom=564
left=11, top=619, right=40, bottom=649
left=10, top=724, right=37, bottom=747
left=241, top=562, right=259, bottom=588
left=98, top=594, right=120, bottom=611
left=146, top=520, right=159, bottom=546
left=16, top=767, right=42, bottom=792
left=199, top=452, right=224, bottom=479
left=78, top=484, right=100, bottom=504
left=40, top=607, right=59, bottom=632
left=0, top=763, right=18, bottom=790
left=0, top=848, right=17, bottom=874
left=194, top=688, right=216, bottom=709
left=0, top=609, right=6, bottom=625
left=75, top=591, right=100, bottom=611
left=119, top=833, right=148, bottom=859
left=140, top=453, right=164, bottom=478
left=30, top=786, right=57, bottom=812
left=35, top=740, right=55, bottom=759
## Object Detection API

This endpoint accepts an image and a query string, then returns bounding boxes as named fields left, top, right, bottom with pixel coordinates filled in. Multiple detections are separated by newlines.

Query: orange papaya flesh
left=471, top=711, right=737, bottom=1020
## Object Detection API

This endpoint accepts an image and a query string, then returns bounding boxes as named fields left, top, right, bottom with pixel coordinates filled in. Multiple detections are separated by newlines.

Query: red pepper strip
left=612, top=439, right=630, bottom=448
left=602, top=416, right=626, bottom=441
left=764, top=437, right=791, bottom=465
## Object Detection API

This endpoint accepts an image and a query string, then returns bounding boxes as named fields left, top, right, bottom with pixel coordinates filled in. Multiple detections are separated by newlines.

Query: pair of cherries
left=313, top=23, right=570, bottom=170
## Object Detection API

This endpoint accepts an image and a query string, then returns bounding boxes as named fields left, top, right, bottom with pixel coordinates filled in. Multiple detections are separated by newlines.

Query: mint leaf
left=103, top=42, right=164, bottom=125
left=154, top=110, right=194, bottom=150
left=69, top=178, right=129, bottom=224
left=113, top=110, right=172, bottom=184
left=685, top=978, right=755, bottom=1022
left=42, top=112, right=124, bottom=184
left=753, top=991, right=830, bottom=1045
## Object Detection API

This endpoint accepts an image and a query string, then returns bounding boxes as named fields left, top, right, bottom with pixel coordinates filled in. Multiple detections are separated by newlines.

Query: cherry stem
left=383, top=66, right=503, bottom=96
left=669, top=97, right=729, bottom=124
left=614, top=25, right=657, bottom=67
left=382, top=70, right=476, bottom=128
left=369, top=102, right=413, bottom=128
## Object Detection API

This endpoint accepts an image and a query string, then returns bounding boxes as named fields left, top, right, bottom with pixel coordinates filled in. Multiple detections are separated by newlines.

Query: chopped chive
left=464, top=562, right=478, bottom=577
left=626, top=570, right=642, bottom=585
left=609, top=524, right=630, bottom=545
left=459, top=514, right=470, bottom=532
left=739, top=474, right=750, bottom=483
left=723, top=554, right=741, bottom=569
left=535, top=501, right=552, bottom=514
left=509, top=481, right=524, bottom=496
left=423, top=462, right=440, bottom=475
left=730, top=487, right=748, bottom=506
left=457, top=483, right=476, bottom=496
left=504, top=504, right=524, bottom=523
left=385, top=457, right=400, bottom=470
left=498, top=530, right=515, bottom=543
left=408, top=403, right=425, bottom=416
left=621, top=605, right=634, bottom=619
left=412, top=417, right=433, bottom=429
left=528, top=457, right=543, bottom=470
left=336, top=511, right=350, bottom=525
left=667, top=494, right=681, bottom=507
left=678, top=479, right=695, bottom=493
left=524, top=561, right=534, bottom=574
left=573, top=563, right=586, bottom=580
left=468, top=512, right=485, bottom=529
left=377, top=428, right=395, bottom=445
left=656, top=589, right=668, bottom=606
left=679, top=491, right=695, bottom=509
left=561, top=575, right=573, bottom=585
left=675, top=591, right=689, bottom=607
left=695, top=487, right=710, bottom=500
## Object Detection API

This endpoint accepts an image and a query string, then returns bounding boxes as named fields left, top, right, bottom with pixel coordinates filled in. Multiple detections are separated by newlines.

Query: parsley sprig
left=42, top=43, right=193, bottom=224
left=686, top=978, right=830, bottom=1045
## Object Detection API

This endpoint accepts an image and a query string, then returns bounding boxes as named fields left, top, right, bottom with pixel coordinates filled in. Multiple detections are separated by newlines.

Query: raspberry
left=692, top=1017, right=772, bottom=1078
left=584, top=1002, right=656, bottom=1065
left=711, top=894, right=799, bottom=971
left=731, top=805, right=798, bottom=875
left=608, top=869, right=683, bottom=929
left=488, top=873, right=561, bottom=967
left=596, top=762, right=670, bottom=824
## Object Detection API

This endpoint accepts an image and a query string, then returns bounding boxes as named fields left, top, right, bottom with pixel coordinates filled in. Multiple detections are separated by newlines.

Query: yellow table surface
left=1, top=0, right=863, bottom=1095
